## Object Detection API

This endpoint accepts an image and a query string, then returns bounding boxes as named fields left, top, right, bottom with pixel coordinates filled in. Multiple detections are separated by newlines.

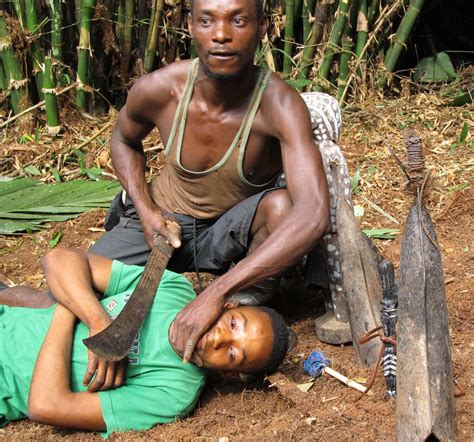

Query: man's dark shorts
left=89, top=189, right=277, bottom=275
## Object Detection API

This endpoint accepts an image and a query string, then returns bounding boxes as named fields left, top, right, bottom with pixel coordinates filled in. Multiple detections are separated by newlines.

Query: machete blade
left=83, top=228, right=178, bottom=361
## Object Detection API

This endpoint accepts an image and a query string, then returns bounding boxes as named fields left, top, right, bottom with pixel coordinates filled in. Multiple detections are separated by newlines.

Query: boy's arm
left=41, top=248, right=112, bottom=330
left=28, top=304, right=106, bottom=431
left=41, top=248, right=127, bottom=392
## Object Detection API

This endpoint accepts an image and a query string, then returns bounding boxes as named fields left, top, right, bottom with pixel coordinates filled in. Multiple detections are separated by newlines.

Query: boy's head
left=192, top=304, right=290, bottom=375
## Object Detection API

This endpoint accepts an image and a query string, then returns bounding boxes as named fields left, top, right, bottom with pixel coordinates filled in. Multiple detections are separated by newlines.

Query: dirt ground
left=0, top=91, right=472, bottom=440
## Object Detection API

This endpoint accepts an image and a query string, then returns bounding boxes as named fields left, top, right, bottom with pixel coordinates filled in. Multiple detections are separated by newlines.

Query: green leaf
left=449, top=91, right=473, bottom=107
left=61, top=73, right=71, bottom=85
left=73, top=149, right=86, bottom=170
left=0, top=219, right=42, bottom=234
left=0, top=177, right=38, bottom=194
left=458, top=122, right=469, bottom=143
left=49, top=231, right=62, bottom=248
left=449, top=143, right=458, bottom=153
left=19, top=134, right=34, bottom=144
left=351, top=168, right=361, bottom=194
left=447, top=182, right=469, bottom=192
left=51, top=167, right=61, bottom=182
left=286, top=79, right=312, bottom=89
left=86, top=167, right=103, bottom=181
left=363, top=228, right=399, bottom=240
left=414, top=52, right=458, bottom=83
left=0, top=178, right=122, bottom=234
left=24, top=165, right=42, bottom=176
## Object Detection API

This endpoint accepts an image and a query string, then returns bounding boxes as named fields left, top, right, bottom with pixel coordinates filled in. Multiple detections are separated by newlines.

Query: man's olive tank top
left=150, top=59, right=277, bottom=220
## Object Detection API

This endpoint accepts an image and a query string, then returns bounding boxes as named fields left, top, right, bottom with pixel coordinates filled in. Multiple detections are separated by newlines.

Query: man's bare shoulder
left=260, top=72, right=311, bottom=137
left=127, top=60, right=192, bottom=111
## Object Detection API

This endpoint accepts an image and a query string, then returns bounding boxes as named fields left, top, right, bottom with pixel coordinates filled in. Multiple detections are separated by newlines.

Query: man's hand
left=83, top=320, right=128, bottom=392
left=169, top=285, right=226, bottom=364
left=138, top=206, right=182, bottom=250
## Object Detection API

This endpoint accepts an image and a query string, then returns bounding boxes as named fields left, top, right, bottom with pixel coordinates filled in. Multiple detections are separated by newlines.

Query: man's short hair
left=189, top=0, right=265, bottom=24
left=256, top=306, right=290, bottom=375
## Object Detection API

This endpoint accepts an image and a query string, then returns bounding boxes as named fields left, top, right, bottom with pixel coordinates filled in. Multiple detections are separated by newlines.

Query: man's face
left=188, top=0, right=265, bottom=80
left=193, top=306, right=274, bottom=373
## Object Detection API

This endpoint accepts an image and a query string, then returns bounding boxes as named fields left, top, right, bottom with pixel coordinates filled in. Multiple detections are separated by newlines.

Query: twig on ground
left=75, top=121, right=113, bottom=150
left=358, top=194, right=400, bottom=224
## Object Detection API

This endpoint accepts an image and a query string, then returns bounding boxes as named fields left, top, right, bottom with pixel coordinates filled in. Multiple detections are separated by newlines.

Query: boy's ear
left=239, top=373, right=258, bottom=383
left=223, top=300, right=239, bottom=309
left=287, top=328, right=298, bottom=352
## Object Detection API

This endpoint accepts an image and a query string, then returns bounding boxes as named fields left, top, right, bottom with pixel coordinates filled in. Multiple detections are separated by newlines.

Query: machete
left=83, top=220, right=181, bottom=361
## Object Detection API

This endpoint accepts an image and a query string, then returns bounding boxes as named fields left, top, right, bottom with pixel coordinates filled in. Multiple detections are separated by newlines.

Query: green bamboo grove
left=0, top=0, right=427, bottom=128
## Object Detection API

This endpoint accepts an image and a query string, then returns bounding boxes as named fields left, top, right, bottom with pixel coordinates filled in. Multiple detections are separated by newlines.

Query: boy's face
left=193, top=306, right=273, bottom=373
left=188, top=0, right=266, bottom=80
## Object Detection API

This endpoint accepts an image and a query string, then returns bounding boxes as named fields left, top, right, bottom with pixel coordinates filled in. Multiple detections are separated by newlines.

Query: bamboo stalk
left=339, top=0, right=405, bottom=102
left=367, top=0, right=379, bottom=27
left=301, top=0, right=315, bottom=45
left=316, top=0, right=352, bottom=92
left=295, top=0, right=303, bottom=17
left=295, top=1, right=330, bottom=84
left=0, top=84, right=75, bottom=128
left=119, top=0, right=134, bottom=78
left=49, top=0, right=63, bottom=62
left=138, top=0, right=149, bottom=59
left=283, top=0, right=295, bottom=75
left=11, top=0, right=26, bottom=29
left=75, top=0, right=83, bottom=26
left=117, top=0, right=125, bottom=38
left=43, top=53, right=61, bottom=135
left=144, top=0, right=165, bottom=73
left=382, top=0, right=425, bottom=85
left=62, top=0, right=77, bottom=65
left=25, top=0, right=45, bottom=100
left=354, top=0, right=368, bottom=77
left=0, top=59, right=7, bottom=91
left=337, top=25, right=353, bottom=99
left=0, top=13, right=29, bottom=115
left=76, top=0, right=96, bottom=111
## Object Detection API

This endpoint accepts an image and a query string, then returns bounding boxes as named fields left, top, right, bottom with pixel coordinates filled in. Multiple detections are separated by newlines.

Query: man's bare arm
left=223, top=82, right=329, bottom=284
left=110, top=72, right=181, bottom=248
left=28, top=304, right=106, bottom=431
left=42, top=248, right=126, bottom=391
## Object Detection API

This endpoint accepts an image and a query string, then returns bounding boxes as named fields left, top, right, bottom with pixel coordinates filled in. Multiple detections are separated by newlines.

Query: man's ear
left=258, top=17, right=268, bottom=40
left=188, top=13, right=194, bottom=39
left=223, top=300, right=239, bottom=309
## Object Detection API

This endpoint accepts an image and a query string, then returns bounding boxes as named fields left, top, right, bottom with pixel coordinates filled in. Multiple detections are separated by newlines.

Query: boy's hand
left=83, top=320, right=128, bottom=391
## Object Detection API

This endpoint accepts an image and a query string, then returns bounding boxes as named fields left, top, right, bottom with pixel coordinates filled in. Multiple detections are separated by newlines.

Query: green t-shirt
left=0, top=261, right=205, bottom=437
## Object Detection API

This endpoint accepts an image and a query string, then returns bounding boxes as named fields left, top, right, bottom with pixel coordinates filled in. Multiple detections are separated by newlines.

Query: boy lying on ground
left=0, top=249, right=290, bottom=437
